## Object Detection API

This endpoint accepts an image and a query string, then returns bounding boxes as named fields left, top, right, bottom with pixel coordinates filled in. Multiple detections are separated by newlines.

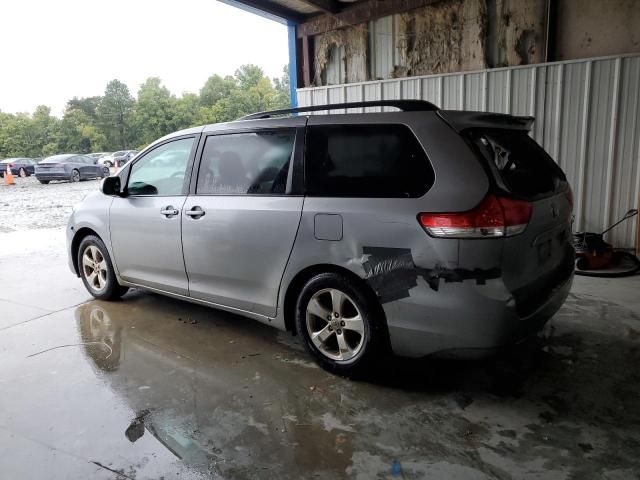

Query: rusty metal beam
left=301, top=34, right=312, bottom=87
left=297, top=0, right=442, bottom=37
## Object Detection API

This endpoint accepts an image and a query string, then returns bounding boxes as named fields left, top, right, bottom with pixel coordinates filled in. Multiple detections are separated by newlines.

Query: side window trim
left=190, top=128, right=303, bottom=197
left=124, top=134, right=200, bottom=197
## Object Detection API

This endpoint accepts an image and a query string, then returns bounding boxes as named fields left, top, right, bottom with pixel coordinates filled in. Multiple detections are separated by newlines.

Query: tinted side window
left=305, top=124, right=434, bottom=198
left=128, top=137, right=194, bottom=196
left=197, top=131, right=295, bottom=195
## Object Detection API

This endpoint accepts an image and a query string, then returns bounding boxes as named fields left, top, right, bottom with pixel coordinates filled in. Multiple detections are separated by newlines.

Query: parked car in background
left=0, top=158, right=39, bottom=177
left=113, top=150, right=138, bottom=167
left=35, top=154, right=106, bottom=184
left=66, top=100, right=575, bottom=376
left=87, top=152, right=111, bottom=164
left=98, top=153, right=116, bottom=167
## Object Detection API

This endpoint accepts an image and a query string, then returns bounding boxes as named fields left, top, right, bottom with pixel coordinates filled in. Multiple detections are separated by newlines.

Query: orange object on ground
left=4, top=164, right=15, bottom=185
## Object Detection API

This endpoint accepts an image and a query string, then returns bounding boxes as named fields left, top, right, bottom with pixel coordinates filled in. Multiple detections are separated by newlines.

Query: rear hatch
left=467, top=127, right=574, bottom=316
left=438, top=111, right=574, bottom=316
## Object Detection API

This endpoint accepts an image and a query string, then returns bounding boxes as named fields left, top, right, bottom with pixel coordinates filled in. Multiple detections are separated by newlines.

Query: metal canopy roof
left=219, top=0, right=365, bottom=24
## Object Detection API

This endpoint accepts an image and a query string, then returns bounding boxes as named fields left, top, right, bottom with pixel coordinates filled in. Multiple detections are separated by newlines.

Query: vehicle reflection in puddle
left=73, top=296, right=356, bottom=477
left=70, top=290, right=640, bottom=479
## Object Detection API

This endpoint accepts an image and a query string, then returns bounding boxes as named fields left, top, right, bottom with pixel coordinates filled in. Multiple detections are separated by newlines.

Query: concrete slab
left=0, top=228, right=91, bottom=312
left=0, top=298, right=50, bottom=329
left=1, top=229, right=639, bottom=478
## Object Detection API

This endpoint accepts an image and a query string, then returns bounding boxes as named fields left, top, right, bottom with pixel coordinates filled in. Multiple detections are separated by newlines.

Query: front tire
left=19, top=168, right=27, bottom=177
left=78, top=235, right=129, bottom=300
left=295, top=272, right=387, bottom=377
left=38, top=179, right=50, bottom=184
left=70, top=169, right=80, bottom=183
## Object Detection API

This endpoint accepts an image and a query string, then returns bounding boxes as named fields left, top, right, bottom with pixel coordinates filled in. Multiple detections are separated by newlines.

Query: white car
left=95, top=153, right=115, bottom=167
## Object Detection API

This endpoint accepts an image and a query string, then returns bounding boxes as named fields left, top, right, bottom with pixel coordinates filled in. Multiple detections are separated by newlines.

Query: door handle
left=160, top=206, right=179, bottom=217
left=185, top=206, right=206, bottom=219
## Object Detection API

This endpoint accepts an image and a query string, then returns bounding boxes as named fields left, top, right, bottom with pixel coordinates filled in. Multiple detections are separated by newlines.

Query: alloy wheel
left=305, top=288, right=365, bottom=361
left=82, top=245, right=108, bottom=292
left=72, top=170, right=80, bottom=182
left=19, top=168, right=27, bottom=177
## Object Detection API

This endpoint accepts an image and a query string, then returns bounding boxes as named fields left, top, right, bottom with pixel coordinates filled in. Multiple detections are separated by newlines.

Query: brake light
left=418, top=194, right=532, bottom=238
left=565, top=186, right=574, bottom=211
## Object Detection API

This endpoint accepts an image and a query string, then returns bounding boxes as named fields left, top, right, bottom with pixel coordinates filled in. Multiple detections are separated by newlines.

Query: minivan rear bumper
left=386, top=272, right=573, bottom=358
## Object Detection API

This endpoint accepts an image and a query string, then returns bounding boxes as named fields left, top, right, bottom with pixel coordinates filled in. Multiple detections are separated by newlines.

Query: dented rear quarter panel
left=275, top=111, right=523, bottom=357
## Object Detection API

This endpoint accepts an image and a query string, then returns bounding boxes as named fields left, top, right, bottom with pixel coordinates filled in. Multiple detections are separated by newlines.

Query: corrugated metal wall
left=297, top=54, right=640, bottom=248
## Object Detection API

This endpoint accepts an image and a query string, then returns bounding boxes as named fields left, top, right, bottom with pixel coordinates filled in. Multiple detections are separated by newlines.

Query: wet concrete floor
left=1, top=228, right=639, bottom=479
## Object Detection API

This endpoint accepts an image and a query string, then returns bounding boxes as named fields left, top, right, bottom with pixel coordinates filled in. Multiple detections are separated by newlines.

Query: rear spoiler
left=437, top=110, right=534, bottom=133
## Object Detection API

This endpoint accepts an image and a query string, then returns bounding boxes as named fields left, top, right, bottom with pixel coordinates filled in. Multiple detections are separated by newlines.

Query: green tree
left=172, top=93, right=201, bottom=131
left=97, top=80, right=134, bottom=150
left=54, top=108, right=106, bottom=153
left=0, top=113, right=36, bottom=157
left=30, top=106, right=59, bottom=156
left=235, top=64, right=265, bottom=90
left=132, top=77, right=177, bottom=145
left=197, top=64, right=288, bottom=123
left=0, top=64, right=290, bottom=158
left=66, top=96, right=101, bottom=121
left=273, top=65, right=291, bottom=108
left=199, top=75, right=236, bottom=107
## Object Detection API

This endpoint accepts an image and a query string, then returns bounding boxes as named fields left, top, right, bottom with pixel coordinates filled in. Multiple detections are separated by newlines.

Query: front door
left=181, top=127, right=304, bottom=316
left=109, top=136, right=197, bottom=295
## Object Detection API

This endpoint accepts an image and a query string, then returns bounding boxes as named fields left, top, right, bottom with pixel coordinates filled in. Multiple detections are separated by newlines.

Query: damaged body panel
left=272, top=109, right=573, bottom=358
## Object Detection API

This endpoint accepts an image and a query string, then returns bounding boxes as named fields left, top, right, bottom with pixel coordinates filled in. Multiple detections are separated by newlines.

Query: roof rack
left=240, top=100, right=439, bottom=120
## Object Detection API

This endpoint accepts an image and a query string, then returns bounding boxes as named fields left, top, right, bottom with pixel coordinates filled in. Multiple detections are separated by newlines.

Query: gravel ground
left=0, top=176, right=102, bottom=232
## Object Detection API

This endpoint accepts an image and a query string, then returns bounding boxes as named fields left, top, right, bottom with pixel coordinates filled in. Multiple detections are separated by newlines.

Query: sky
left=0, top=0, right=289, bottom=116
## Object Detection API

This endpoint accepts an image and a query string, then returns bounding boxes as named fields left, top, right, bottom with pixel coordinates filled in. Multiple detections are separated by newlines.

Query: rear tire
left=78, top=235, right=129, bottom=300
left=295, top=272, right=388, bottom=377
left=70, top=169, right=80, bottom=183
left=19, top=168, right=27, bottom=177
left=38, top=179, right=50, bottom=184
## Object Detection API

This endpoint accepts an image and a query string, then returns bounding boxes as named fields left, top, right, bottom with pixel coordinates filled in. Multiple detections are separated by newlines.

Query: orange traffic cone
left=4, top=164, right=15, bottom=185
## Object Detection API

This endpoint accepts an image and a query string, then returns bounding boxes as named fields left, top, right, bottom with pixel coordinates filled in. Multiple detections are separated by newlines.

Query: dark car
left=0, top=158, right=39, bottom=177
left=35, top=154, right=106, bottom=184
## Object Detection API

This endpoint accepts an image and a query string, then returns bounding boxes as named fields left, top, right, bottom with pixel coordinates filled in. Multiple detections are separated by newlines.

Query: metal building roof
left=219, top=0, right=365, bottom=24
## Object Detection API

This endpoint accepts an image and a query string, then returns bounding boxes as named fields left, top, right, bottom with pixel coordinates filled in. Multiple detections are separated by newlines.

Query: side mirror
left=101, top=176, right=123, bottom=196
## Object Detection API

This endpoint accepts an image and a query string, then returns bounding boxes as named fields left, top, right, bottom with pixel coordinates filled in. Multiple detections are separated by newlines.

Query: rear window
left=42, top=155, right=73, bottom=163
left=467, top=129, right=566, bottom=198
left=305, top=124, right=434, bottom=198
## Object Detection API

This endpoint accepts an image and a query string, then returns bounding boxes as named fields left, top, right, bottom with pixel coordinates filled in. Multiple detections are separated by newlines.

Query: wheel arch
left=282, top=263, right=386, bottom=335
left=71, top=227, right=101, bottom=276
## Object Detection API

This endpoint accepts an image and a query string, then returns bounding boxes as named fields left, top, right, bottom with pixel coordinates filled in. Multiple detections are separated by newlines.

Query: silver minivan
left=67, top=101, right=574, bottom=376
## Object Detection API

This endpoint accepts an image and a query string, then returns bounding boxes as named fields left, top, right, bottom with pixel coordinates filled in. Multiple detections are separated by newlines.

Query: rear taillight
left=418, top=194, right=533, bottom=238
left=565, top=186, right=574, bottom=211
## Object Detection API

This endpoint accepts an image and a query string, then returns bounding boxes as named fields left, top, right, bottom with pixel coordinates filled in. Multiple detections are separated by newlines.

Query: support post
left=287, top=23, right=298, bottom=107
